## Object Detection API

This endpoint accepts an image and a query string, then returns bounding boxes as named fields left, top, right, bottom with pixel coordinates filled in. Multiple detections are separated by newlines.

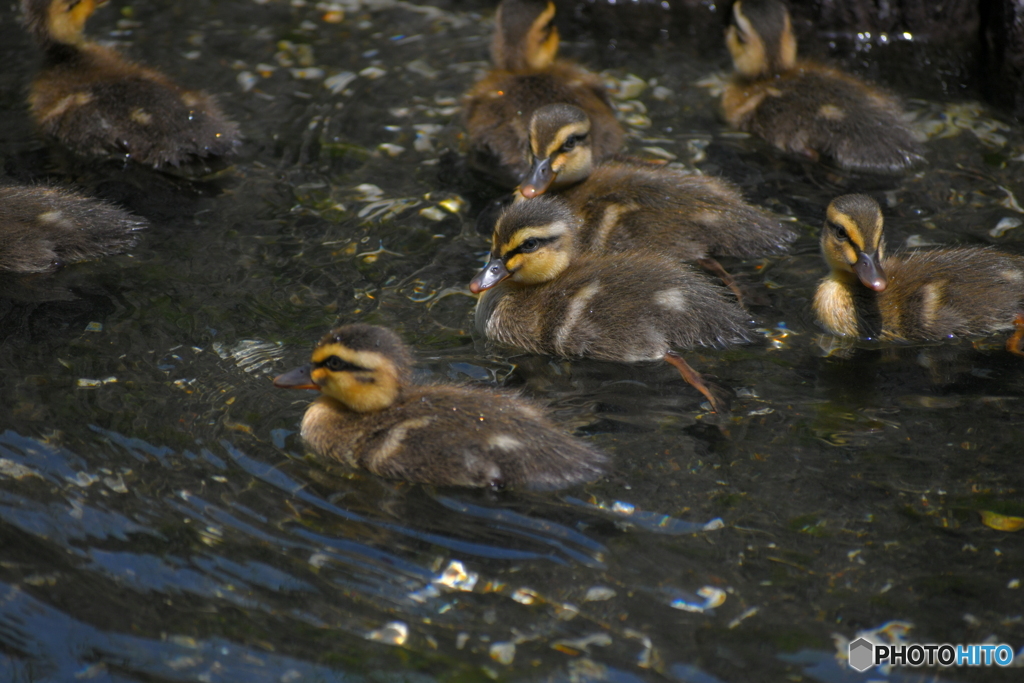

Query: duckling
left=722, top=0, right=924, bottom=173
left=469, top=196, right=753, bottom=412
left=519, top=103, right=796, bottom=299
left=0, top=183, right=145, bottom=273
left=463, top=0, right=624, bottom=188
left=813, top=194, right=1024, bottom=353
left=22, top=0, right=240, bottom=167
left=273, top=324, right=608, bottom=490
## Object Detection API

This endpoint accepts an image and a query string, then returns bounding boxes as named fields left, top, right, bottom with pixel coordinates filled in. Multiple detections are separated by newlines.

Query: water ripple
left=0, top=582, right=367, bottom=682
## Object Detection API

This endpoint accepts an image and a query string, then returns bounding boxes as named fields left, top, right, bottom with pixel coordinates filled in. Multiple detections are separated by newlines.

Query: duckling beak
left=469, top=257, right=511, bottom=294
left=273, top=364, right=320, bottom=390
left=520, top=157, right=555, bottom=198
left=853, top=251, right=888, bottom=292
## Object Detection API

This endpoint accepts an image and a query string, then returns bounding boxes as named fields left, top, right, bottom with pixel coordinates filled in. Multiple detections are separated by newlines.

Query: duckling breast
left=879, top=249, right=1024, bottom=340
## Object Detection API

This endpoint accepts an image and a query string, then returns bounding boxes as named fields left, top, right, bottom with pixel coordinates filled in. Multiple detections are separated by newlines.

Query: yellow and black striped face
left=534, top=120, right=592, bottom=182
left=470, top=197, right=579, bottom=292
left=47, top=0, right=103, bottom=43
left=309, top=342, right=399, bottom=413
left=519, top=104, right=594, bottom=197
left=726, top=0, right=796, bottom=77
left=491, top=220, right=571, bottom=286
left=821, top=195, right=889, bottom=291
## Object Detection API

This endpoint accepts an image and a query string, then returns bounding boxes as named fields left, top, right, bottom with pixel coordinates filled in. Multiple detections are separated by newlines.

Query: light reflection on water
left=1, top=0, right=1022, bottom=681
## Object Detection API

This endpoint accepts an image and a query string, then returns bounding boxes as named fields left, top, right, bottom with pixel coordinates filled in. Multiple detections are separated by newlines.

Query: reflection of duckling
left=470, top=197, right=752, bottom=412
left=0, top=184, right=145, bottom=273
left=273, top=324, right=607, bottom=490
left=722, top=0, right=924, bottom=173
left=463, top=0, right=623, bottom=188
left=520, top=103, right=795, bottom=299
left=22, top=0, right=240, bottom=167
left=813, top=194, right=1024, bottom=352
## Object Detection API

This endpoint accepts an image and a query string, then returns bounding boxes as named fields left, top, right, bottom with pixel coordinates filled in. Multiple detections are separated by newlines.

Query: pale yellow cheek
left=509, top=250, right=569, bottom=285
left=323, top=373, right=386, bottom=412
left=821, top=242, right=856, bottom=276
left=840, top=243, right=859, bottom=267
left=311, top=368, right=330, bottom=386
left=343, top=383, right=376, bottom=411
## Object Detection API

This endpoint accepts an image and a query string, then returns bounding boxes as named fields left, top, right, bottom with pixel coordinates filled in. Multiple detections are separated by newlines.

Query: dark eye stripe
left=503, top=235, right=558, bottom=260
left=316, top=355, right=368, bottom=373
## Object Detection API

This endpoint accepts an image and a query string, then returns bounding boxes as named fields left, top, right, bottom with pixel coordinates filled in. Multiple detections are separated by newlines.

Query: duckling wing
left=878, top=248, right=1024, bottom=340
left=302, top=390, right=606, bottom=490
left=31, top=49, right=239, bottom=167
left=0, top=186, right=145, bottom=273
left=730, top=67, right=924, bottom=173
left=568, top=164, right=795, bottom=259
left=477, top=253, right=753, bottom=361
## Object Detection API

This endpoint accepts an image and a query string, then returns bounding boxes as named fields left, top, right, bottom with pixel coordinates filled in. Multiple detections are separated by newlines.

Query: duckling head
left=821, top=194, right=888, bottom=292
left=274, top=324, right=414, bottom=413
left=520, top=104, right=594, bottom=198
left=469, top=197, right=579, bottom=293
left=726, top=0, right=797, bottom=78
left=492, top=0, right=559, bottom=71
left=22, top=0, right=105, bottom=46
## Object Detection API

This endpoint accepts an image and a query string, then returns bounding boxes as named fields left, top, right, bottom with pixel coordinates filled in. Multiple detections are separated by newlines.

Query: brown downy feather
left=0, top=184, right=145, bottom=273
left=518, top=104, right=794, bottom=262
left=22, top=0, right=240, bottom=167
left=723, top=0, right=924, bottom=173
left=814, top=194, right=1024, bottom=341
left=463, top=0, right=622, bottom=188
left=276, top=324, right=607, bottom=490
left=558, top=161, right=796, bottom=260
left=474, top=197, right=753, bottom=361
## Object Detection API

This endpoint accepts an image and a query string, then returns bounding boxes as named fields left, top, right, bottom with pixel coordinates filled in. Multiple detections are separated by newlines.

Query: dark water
left=1, top=1, right=1023, bottom=681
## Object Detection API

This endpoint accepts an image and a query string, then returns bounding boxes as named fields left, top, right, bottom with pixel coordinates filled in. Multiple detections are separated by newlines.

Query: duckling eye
left=520, top=237, right=541, bottom=252
left=561, top=133, right=586, bottom=153
left=322, top=356, right=360, bottom=372
left=828, top=221, right=850, bottom=241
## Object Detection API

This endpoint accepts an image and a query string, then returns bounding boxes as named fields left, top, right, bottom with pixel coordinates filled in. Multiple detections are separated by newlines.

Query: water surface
left=1, top=1, right=1022, bottom=681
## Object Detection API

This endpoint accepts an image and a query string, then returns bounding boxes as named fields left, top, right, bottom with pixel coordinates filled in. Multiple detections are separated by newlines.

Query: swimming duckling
left=0, top=184, right=145, bottom=273
left=273, top=324, right=608, bottom=490
left=813, top=194, right=1024, bottom=352
left=463, top=0, right=624, bottom=188
left=519, top=103, right=795, bottom=299
left=470, top=197, right=753, bottom=412
left=22, top=0, right=240, bottom=167
left=722, top=0, right=924, bottom=173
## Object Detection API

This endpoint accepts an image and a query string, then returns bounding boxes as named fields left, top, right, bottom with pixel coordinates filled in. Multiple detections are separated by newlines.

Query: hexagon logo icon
left=848, top=637, right=875, bottom=672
